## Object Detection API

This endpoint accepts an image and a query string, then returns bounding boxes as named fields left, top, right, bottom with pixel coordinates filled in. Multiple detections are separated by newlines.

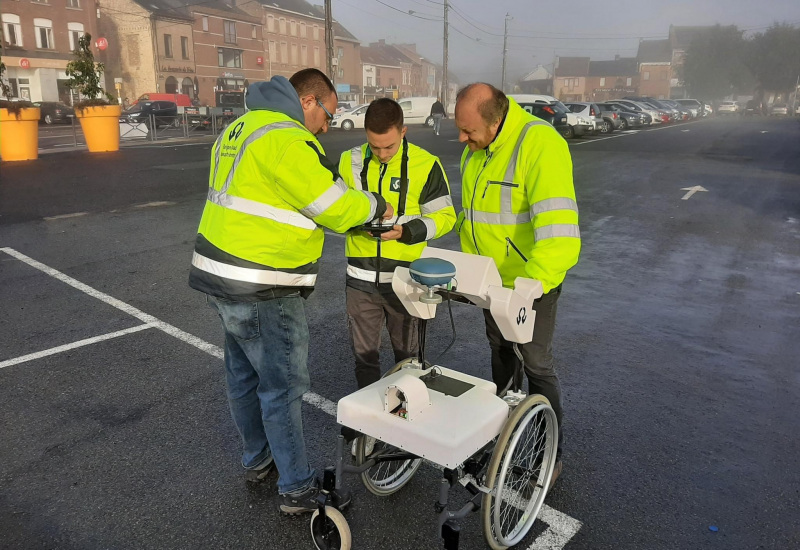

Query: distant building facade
left=553, top=57, right=590, bottom=102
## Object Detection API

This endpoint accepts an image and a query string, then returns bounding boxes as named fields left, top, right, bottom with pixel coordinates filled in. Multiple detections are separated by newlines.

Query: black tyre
left=44, top=114, right=54, bottom=125
left=341, top=119, right=354, bottom=131
left=425, top=116, right=435, bottom=127
left=599, top=120, right=611, bottom=134
left=560, top=125, right=575, bottom=139
left=620, top=118, right=629, bottom=130
left=310, top=506, right=351, bottom=550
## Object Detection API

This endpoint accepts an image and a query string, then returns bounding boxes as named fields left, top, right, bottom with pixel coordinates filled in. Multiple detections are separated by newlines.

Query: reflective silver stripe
left=220, top=121, right=300, bottom=194
left=463, top=208, right=531, bottom=225
left=499, top=121, right=549, bottom=212
left=534, top=224, right=581, bottom=241
left=421, top=217, right=437, bottom=240
left=396, top=214, right=421, bottom=224
left=361, top=190, right=378, bottom=223
left=531, top=197, right=579, bottom=216
left=300, top=178, right=349, bottom=218
left=207, top=188, right=318, bottom=231
left=211, top=133, right=224, bottom=188
left=346, top=264, right=394, bottom=284
left=461, top=151, right=473, bottom=173
left=350, top=147, right=365, bottom=191
left=420, top=195, right=453, bottom=214
left=192, top=252, right=318, bottom=287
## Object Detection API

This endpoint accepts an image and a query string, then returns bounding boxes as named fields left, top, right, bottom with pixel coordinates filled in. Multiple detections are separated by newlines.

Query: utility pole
left=501, top=13, right=511, bottom=93
left=442, top=0, right=449, bottom=112
left=324, top=0, right=335, bottom=84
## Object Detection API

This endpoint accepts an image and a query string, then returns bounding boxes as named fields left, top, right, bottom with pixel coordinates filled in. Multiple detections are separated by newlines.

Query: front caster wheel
left=310, top=506, right=351, bottom=550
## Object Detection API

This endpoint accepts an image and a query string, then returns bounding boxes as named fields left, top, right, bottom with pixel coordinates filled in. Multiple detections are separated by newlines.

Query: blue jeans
left=432, top=113, right=443, bottom=134
left=208, top=294, right=315, bottom=494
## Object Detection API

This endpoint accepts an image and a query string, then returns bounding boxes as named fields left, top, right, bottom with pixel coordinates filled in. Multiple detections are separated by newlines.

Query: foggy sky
left=331, top=0, right=800, bottom=86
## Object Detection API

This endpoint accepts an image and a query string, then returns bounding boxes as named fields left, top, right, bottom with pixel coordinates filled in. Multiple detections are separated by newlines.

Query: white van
left=397, top=97, right=438, bottom=126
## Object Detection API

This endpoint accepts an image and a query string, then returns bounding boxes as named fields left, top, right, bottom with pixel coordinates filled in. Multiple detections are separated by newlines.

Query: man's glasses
left=317, top=99, right=334, bottom=122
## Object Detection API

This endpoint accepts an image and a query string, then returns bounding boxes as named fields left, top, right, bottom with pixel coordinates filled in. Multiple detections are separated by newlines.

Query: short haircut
left=457, top=82, right=509, bottom=125
left=364, top=98, right=404, bottom=133
left=290, top=68, right=336, bottom=101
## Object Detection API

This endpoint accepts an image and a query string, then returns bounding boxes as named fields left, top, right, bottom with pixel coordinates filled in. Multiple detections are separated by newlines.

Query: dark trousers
left=483, top=286, right=563, bottom=457
left=346, top=286, right=419, bottom=389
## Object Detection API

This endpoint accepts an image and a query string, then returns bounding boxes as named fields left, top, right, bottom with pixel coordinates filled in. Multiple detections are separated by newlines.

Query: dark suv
left=120, top=100, right=178, bottom=128
left=33, top=101, right=75, bottom=125
left=517, top=102, right=570, bottom=138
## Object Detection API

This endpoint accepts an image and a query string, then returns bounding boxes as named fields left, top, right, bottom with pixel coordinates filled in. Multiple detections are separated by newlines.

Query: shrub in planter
left=65, top=33, right=121, bottom=152
left=0, top=44, right=40, bottom=161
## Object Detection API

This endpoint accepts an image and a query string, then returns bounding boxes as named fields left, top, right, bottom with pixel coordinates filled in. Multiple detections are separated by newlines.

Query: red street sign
left=256, top=56, right=264, bottom=65
left=19, top=58, right=30, bottom=69
left=95, top=37, right=108, bottom=50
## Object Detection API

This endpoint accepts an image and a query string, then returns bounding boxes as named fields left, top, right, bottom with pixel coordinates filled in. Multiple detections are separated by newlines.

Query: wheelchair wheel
left=355, top=358, right=423, bottom=496
left=481, top=394, right=558, bottom=549
left=310, top=506, right=351, bottom=550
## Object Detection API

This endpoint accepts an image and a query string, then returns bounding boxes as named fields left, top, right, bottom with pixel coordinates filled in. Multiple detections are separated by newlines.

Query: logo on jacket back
left=228, top=121, right=244, bottom=141
left=389, top=177, right=401, bottom=192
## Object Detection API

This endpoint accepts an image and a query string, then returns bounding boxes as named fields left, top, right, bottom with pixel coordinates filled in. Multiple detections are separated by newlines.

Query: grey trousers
left=346, top=286, right=419, bottom=389
left=483, top=285, right=563, bottom=457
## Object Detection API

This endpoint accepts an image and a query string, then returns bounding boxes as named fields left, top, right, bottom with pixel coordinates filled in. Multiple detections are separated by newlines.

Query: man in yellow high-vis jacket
left=455, top=83, right=581, bottom=489
left=189, top=69, right=393, bottom=514
left=339, top=99, right=456, bottom=397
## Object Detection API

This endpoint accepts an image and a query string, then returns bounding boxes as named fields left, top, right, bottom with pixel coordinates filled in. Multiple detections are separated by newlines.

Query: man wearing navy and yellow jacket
left=455, top=83, right=581, bottom=489
left=339, top=99, right=456, bottom=393
left=189, top=69, right=393, bottom=514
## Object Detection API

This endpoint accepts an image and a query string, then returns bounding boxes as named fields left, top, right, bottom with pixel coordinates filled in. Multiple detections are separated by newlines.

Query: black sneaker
left=280, top=480, right=352, bottom=515
left=244, top=457, right=275, bottom=484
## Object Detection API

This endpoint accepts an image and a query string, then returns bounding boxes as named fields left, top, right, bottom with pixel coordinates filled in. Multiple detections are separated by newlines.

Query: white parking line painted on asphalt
left=0, top=246, right=581, bottom=548
left=571, top=133, right=626, bottom=146
left=0, top=324, right=154, bottom=369
left=134, top=201, right=176, bottom=208
left=44, top=212, right=89, bottom=220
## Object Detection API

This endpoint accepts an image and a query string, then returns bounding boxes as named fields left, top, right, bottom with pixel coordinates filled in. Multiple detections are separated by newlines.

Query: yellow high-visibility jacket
left=339, top=138, right=456, bottom=291
left=190, top=109, right=386, bottom=301
left=458, top=98, right=580, bottom=292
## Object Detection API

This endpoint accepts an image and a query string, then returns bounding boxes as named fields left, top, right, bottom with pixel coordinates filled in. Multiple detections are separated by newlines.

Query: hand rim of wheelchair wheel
left=356, top=357, right=424, bottom=496
left=481, top=394, right=558, bottom=549
left=310, top=506, right=351, bottom=550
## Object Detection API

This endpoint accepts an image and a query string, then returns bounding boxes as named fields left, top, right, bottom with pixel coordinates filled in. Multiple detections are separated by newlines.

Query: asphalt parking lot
left=2, top=116, right=799, bottom=549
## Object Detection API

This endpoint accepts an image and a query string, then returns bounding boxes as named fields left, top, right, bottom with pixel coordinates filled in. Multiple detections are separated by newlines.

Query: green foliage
left=0, top=42, right=34, bottom=116
left=65, top=33, right=114, bottom=107
left=0, top=42, right=13, bottom=101
left=746, top=24, right=800, bottom=92
left=682, top=25, right=753, bottom=100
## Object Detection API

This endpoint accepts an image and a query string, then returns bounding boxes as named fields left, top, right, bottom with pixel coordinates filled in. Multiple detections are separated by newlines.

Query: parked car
left=336, top=101, right=358, bottom=114
left=135, top=93, right=192, bottom=107
left=624, top=96, right=678, bottom=122
left=717, top=101, right=739, bottom=114
left=605, top=101, right=652, bottom=127
left=120, top=100, right=179, bottom=128
left=598, top=103, right=643, bottom=130
left=659, top=99, right=692, bottom=120
left=330, top=104, right=368, bottom=130
left=516, top=101, right=570, bottom=138
left=743, top=100, right=762, bottom=116
left=674, top=98, right=703, bottom=118
left=510, top=94, right=593, bottom=138
left=32, top=101, right=74, bottom=125
left=565, top=102, right=606, bottom=133
left=770, top=103, right=788, bottom=116
left=595, top=103, right=626, bottom=132
left=609, top=99, right=663, bottom=124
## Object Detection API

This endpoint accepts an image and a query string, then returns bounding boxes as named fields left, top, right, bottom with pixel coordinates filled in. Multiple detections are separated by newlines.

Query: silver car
left=565, top=102, right=606, bottom=134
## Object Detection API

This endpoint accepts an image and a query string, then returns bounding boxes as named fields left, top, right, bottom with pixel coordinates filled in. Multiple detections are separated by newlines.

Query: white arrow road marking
left=681, top=185, right=708, bottom=200
left=761, top=131, right=769, bottom=134
left=681, top=129, right=690, bottom=132
left=0, top=247, right=581, bottom=548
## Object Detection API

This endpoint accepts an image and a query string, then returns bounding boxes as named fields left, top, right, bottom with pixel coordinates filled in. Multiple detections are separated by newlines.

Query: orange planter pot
left=76, top=104, right=122, bottom=152
left=0, top=107, right=41, bottom=161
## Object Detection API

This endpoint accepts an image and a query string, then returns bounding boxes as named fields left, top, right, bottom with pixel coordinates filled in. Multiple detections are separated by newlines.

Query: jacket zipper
left=375, top=163, right=388, bottom=287
left=469, top=151, right=492, bottom=255
left=482, top=180, right=519, bottom=198
left=505, top=237, right=529, bottom=262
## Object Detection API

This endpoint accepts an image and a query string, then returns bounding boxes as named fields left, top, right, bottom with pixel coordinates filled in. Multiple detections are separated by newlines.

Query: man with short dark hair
left=190, top=68, right=394, bottom=514
left=430, top=97, right=446, bottom=135
left=339, top=98, right=456, bottom=453
left=455, top=82, right=580, bottom=490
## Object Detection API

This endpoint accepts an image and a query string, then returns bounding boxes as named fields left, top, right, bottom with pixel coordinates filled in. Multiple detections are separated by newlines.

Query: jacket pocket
left=210, top=297, right=260, bottom=341
left=481, top=180, right=519, bottom=198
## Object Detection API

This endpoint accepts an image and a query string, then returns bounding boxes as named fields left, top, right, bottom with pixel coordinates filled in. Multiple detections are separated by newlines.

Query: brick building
left=585, top=57, right=639, bottom=102
left=636, top=39, right=671, bottom=99
left=360, top=42, right=403, bottom=103
left=1, top=0, right=100, bottom=102
left=394, top=43, right=437, bottom=97
left=553, top=57, right=590, bottom=102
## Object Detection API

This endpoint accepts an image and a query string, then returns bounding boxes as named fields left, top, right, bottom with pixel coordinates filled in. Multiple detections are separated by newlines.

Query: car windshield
left=126, top=102, right=152, bottom=113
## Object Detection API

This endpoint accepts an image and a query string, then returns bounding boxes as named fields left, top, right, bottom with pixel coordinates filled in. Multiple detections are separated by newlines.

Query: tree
left=65, top=33, right=113, bottom=107
left=746, top=23, right=800, bottom=93
left=682, top=25, right=753, bottom=100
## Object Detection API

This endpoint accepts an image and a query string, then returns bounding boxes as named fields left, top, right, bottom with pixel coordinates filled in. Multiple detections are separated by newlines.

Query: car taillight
left=55, top=109, right=62, bottom=114
left=544, top=107, right=554, bottom=115
left=612, top=113, right=617, bottom=119
left=590, top=108, right=596, bottom=116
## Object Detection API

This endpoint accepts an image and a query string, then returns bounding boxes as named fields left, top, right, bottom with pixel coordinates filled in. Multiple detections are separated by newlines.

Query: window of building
left=164, top=34, right=173, bottom=58
left=224, top=20, right=236, bottom=43
left=599, top=77, right=606, bottom=86
left=337, top=46, right=344, bottom=59
left=67, top=0, right=81, bottom=8
left=267, top=15, right=274, bottom=33
left=643, top=71, right=650, bottom=81
left=202, top=16, right=208, bottom=31
left=290, top=20, right=296, bottom=36
left=338, top=68, right=344, bottom=79
left=312, top=25, right=319, bottom=40
left=402, top=71, right=407, bottom=85
left=626, top=77, right=632, bottom=86
left=280, top=42, right=288, bottom=64
left=2, top=14, right=23, bottom=47
left=218, top=47, right=242, bottom=68
left=181, top=36, right=189, bottom=59
left=34, top=18, right=54, bottom=49
left=16, top=78, right=31, bottom=100
left=269, top=41, right=277, bottom=62
left=68, top=22, right=84, bottom=51
left=291, top=43, right=298, bottom=65
left=251, top=25, right=257, bottom=39
left=313, top=46, right=319, bottom=67
left=279, top=18, right=286, bottom=35
left=301, top=44, right=307, bottom=65
left=367, top=76, right=373, bottom=87
left=300, top=23, right=306, bottom=38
